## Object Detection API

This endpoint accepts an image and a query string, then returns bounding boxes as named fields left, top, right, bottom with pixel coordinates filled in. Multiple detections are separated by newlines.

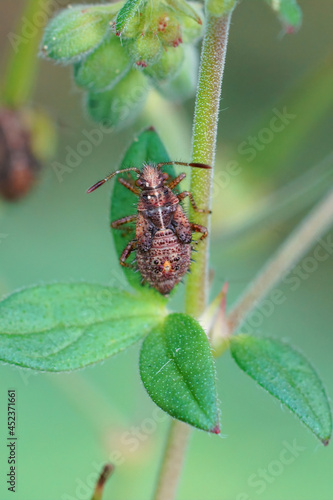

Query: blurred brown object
left=0, top=108, right=40, bottom=201
left=91, top=464, right=114, bottom=500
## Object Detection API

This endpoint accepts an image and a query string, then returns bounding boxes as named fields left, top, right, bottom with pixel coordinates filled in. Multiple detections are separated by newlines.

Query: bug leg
left=190, top=223, right=208, bottom=244
left=168, top=173, right=186, bottom=190
left=118, top=177, right=141, bottom=195
left=111, top=214, right=136, bottom=229
left=120, top=239, right=137, bottom=268
left=178, top=191, right=211, bottom=214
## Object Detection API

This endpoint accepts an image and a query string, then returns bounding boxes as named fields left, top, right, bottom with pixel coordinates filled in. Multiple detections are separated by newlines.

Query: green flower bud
left=41, top=4, right=118, bottom=63
left=121, top=12, right=144, bottom=38
left=157, top=13, right=183, bottom=47
left=86, top=69, right=149, bottom=128
left=167, top=0, right=203, bottom=25
left=206, top=0, right=236, bottom=17
left=144, top=45, right=184, bottom=82
left=181, top=3, right=204, bottom=43
left=74, top=36, right=131, bottom=92
left=126, top=32, right=162, bottom=67
left=156, top=45, right=199, bottom=101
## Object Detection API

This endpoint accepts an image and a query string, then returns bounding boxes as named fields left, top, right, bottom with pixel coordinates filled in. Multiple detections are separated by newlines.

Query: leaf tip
left=211, top=424, right=220, bottom=435
left=283, top=24, right=298, bottom=34
left=322, top=437, right=330, bottom=447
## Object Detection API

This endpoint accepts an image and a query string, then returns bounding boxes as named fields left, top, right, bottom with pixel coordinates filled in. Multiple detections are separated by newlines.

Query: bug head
left=135, top=164, right=166, bottom=190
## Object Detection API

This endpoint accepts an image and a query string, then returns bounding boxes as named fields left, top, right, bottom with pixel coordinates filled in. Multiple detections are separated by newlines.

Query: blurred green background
left=0, top=0, right=332, bottom=499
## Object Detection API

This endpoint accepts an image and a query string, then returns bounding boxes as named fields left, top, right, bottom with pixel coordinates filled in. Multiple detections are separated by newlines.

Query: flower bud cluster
left=41, top=0, right=204, bottom=128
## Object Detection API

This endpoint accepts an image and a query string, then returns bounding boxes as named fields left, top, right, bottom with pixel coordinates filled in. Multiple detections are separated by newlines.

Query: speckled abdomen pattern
left=136, top=228, right=191, bottom=295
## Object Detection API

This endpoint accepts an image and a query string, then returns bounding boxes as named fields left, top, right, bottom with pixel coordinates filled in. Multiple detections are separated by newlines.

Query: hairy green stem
left=1, top=0, right=49, bottom=107
left=152, top=9, right=234, bottom=500
left=227, top=186, right=333, bottom=333
left=185, top=11, right=232, bottom=316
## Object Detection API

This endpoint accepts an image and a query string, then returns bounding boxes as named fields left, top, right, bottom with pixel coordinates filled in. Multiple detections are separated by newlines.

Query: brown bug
left=87, top=161, right=211, bottom=295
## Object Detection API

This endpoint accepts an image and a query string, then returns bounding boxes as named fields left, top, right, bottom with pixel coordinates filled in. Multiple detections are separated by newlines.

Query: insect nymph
left=87, top=161, right=211, bottom=295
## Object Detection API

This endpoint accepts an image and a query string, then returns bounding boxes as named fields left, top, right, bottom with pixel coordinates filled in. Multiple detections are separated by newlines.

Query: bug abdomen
left=136, top=228, right=191, bottom=295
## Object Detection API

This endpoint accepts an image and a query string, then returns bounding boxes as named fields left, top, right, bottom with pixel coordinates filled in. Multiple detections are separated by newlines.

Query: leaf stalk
left=227, top=186, right=333, bottom=333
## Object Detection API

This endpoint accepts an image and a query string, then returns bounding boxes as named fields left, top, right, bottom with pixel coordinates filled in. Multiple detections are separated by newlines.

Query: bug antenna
left=87, top=167, right=141, bottom=193
left=156, top=161, right=211, bottom=170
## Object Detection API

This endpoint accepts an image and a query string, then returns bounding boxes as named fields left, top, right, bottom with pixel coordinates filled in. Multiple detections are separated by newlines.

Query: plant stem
left=1, top=0, right=49, bottom=108
left=153, top=420, right=192, bottom=500
left=227, top=186, right=333, bottom=333
left=153, top=9, right=234, bottom=500
left=185, top=10, right=232, bottom=317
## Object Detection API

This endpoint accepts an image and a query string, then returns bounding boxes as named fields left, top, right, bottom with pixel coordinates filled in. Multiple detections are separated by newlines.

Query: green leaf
left=231, top=335, right=332, bottom=445
left=41, top=4, right=120, bottom=63
left=264, top=0, right=302, bottom=31
left=116, top=0, right=146, bottom=35
left=140, top=313, right=220, bottom=433
left=110, top=127, right=176, bottom=291
left=0, top=283, right=166, bottom=372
